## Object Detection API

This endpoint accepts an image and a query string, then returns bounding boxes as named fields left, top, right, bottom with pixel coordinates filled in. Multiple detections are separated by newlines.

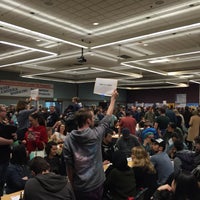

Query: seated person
left=44, top=141, right=66, bottom=175
left=166, top=132, right=188, bottom=158
left=173, top=140, right=195, bottom=175
left=102, top=129, right=115, bottom=163
left=104, top=151, right=136, bottom=200
left=152, top=171, right=200, bottom=200
left=23, top=156, right=75, bottom=200
left=131, top=146, right=158, bottom=199
left=141, top=131, right=155, bottom=155
left=150, top=138, right=174, bottom=186
left=6, top=143, right=31, bottom=194
left=193, top=136, right=200, bottom=168
left=115, top=128, right=140, bottom=157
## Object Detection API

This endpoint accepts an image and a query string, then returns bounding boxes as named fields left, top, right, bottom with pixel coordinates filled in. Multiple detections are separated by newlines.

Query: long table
left=1, top=190, right=23, bottom=200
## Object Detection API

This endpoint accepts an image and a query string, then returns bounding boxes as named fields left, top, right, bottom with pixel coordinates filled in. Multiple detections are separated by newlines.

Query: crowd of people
left=0, top=91, right=200, bottom=200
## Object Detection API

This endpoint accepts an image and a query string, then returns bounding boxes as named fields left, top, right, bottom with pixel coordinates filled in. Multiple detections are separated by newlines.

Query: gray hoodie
left=23, top=173, right=75, bottom=200
left=63, top=115, right=111, bottom=192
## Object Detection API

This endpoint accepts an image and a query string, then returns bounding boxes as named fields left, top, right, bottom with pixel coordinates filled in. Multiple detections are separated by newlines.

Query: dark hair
left=192, top=165, right=200, bottom=182
left=29, top=156, right=50, bottom=175
left=112, top=151, right=129, bottom=171
left=30, top=112, right=45, bottom=126
left=174, top=172, right=200, bottom=200
left=104, top=128, right=113, bottom=137
left=57, top=123, right=67, bottom=136
left=10, top=143, right=27, bottom=165
left=168, top=122, right=176, bottom=130
left=45, top=141, right=57, bottom=156
left=152, top=190, right=174, bottom=200
left=16, top=100, right=28, bottom=112
left=194, top=136, right=200, bottom=144
left=159, top=108, right=166, bottom=114
left=75, top=108, right=93, bottom=128
left=174, top=140, right=184, bottom=151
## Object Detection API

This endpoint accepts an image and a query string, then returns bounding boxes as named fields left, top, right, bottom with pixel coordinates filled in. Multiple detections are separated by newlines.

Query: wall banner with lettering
left=0, top=80, right=53, bottom=98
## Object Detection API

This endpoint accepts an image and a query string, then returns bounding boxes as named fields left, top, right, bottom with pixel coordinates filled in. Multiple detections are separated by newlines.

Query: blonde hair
left=131, top=146, right=156, bottom=173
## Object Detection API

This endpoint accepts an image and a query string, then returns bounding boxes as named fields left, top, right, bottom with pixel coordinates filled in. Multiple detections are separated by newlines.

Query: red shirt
left=119, top=116, right=137, bottom=135
left=25, top=125, right=48, bottom=154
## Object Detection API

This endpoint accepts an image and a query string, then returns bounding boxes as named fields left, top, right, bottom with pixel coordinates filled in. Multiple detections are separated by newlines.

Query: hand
left=157, top=184, right=172, bottom=191
left=12, top=133, right=17, bottom=141
left=103, top=160, right=110, bottom=165
left=22, top=176, right=28, bottom=180
left=111, top=89, right=119, bottom=100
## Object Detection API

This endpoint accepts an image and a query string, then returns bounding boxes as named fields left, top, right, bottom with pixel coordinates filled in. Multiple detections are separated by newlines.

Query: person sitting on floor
left=23, top=156, right=75, bottom=200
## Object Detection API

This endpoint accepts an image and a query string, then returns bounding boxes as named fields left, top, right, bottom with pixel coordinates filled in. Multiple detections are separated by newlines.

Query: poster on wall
left=176, top=93, right=186, bottom=104
left=0, top=80, right=53, bottom=98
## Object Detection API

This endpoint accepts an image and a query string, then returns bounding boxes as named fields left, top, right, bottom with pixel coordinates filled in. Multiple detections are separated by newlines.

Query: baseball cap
left=151, top=138, right=165, bottom=148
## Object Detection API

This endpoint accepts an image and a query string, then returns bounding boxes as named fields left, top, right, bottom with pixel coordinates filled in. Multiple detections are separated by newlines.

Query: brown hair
left=131, top=146, right=156, bottom=173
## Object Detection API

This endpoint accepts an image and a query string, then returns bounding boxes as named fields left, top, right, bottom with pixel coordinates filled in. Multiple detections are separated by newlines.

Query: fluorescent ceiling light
left=189, top=80, right=200, bottom=84
left=91, top=67, right=142, bottom=78
left=0, top=21, right=88, bottom=49
left=0, top=55, right=56, bottom=68
left=121, top=63, right=167, bottom=76
left=0, top=41, right=56, bottom=55
left=127, top=50, right=200, bottom=64
left=0, top=1, right=88, bottom=35
left=91, top=23, right=200, bottom=49
left=118, top=84, right=189, bottom=90
left=149, top=58, right=170, bottom=63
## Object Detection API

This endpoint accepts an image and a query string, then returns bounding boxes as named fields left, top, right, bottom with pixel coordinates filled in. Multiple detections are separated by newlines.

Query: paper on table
left=31, top=88, right=39, bottom=100
left=93, top=78, right=118, bottom=96
left=11, top=195, right=20, bottom=200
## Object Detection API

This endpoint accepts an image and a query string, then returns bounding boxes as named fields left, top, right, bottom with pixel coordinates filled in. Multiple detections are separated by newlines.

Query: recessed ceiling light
left=93, top=22, right=99, bottom=26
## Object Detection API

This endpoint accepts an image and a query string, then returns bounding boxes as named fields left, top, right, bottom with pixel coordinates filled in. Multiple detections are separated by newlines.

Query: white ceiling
left=0, top=0, right=200, bottom=90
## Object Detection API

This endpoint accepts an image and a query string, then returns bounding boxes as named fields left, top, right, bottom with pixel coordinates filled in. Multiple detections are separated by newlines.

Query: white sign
left=31, top=89, right=39, bottom=100
left=94, top=78, right=118, bottom=96
left=0, top=80, right=53, bottom=98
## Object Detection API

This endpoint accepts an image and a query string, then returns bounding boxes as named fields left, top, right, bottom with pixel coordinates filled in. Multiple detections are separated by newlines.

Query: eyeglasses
left=0, top=110, right=6, bottom=112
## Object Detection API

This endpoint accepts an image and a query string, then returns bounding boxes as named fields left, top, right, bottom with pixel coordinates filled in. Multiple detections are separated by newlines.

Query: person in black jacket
left=6, top=143, right=31, bottom=194
left=23, top=156, right=75, bottom=200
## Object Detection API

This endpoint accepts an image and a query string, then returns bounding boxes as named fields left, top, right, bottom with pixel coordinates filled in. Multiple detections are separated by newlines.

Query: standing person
left=0, top=106, right=17, bottom=196
left=16, top=99, right=37, bottom=141
left=63, top=90, right=118, bottom=200
left=23, top=112, right=48, bottom=155
left=23, top=157, right=75, bottom=200
left=144, top=106, right=155, bottom=124
left=187, top=109, right=200, bottom=149
left=119, top=111, right=137, bottom=135
left=46, top=106, right=59, bottom=128
left=154, top=107, right=170, bottom=137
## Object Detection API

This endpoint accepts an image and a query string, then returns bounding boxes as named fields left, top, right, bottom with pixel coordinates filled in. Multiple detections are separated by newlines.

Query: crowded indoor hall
left=1, top=0, right=200, bottom=200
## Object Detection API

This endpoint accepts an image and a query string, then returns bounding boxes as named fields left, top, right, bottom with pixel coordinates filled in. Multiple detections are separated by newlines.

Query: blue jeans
left=0, top=162, right=9, bottom=196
